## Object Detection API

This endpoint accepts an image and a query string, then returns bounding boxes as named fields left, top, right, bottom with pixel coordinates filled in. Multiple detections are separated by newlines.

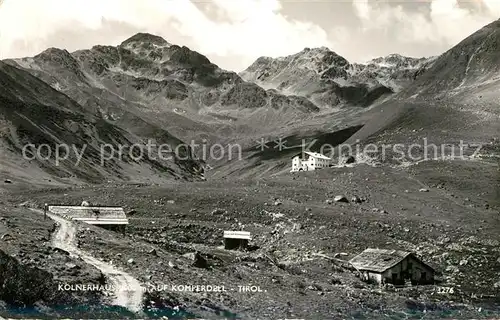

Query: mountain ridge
left=0, top=60, right=204, bottom=186
left=344, top=19, right=500, bottom=151
left=240, top=46, right=436, bottom=108
left=3, top=25, right=498, bottom=181
left=5, top=33, right=328, bottom=146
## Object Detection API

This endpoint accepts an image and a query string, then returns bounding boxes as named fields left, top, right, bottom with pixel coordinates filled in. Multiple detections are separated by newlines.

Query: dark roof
left=349, top=248, right=434, bottom=273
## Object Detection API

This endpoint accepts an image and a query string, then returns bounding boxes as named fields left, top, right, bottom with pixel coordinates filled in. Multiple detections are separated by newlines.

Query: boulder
left=64, top=263, right=80, bottom=270
left=183, top=252, right=196, bottom=260
left=211, top=208, right=226, bottom=215
left=52, top=247, right=70, bottom=256
left=183, top=252, right=209, bottom=268
left=344, top=156, right=356, bottom=164
left=0, top=234, right=12, bottom=240
left=334, top=195, right=349, bottom=203
left=351, top=196, right=362, bottom=203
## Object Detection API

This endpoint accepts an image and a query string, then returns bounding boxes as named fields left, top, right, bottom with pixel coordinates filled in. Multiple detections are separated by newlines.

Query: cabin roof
left=48, top=206, right=129, bottom=225
left=223, top=231, right=251, bottom=240
left=349, top=248, right=434, bottom=273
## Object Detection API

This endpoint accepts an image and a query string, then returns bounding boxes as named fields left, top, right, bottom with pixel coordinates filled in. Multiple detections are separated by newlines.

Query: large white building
left=291, top=151, right=331, bottom=172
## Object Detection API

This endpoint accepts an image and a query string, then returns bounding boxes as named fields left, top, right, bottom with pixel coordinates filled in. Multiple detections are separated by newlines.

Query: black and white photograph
left=0, top=0, right=499, bottom=319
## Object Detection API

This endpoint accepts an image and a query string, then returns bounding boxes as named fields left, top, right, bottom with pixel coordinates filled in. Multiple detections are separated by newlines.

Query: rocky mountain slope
left=234, top=21, right=500, bottom=175
left=351, top=54, right=436, bottom=92
left=240, top=48, right=435, bottom=108
left=0, top=61, right=203, bottom=186
left=342, top=19, right=500, bottom=161
left=4, top=33, right=429, bottom=180
left=402, top=19, right=500, bottom=99
left=4, top=33, right=321, bottom=147
left=4, top=33, right=437, bottom=151
left=3, top=20, right=498, bottom=182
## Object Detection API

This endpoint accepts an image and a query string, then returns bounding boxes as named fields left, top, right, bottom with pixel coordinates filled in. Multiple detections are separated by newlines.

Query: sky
left=0, top=0, right=499, bottom=72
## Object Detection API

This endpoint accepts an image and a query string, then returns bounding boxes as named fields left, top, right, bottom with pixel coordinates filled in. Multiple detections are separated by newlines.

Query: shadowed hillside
left=0, top=61, right=203, bottom=187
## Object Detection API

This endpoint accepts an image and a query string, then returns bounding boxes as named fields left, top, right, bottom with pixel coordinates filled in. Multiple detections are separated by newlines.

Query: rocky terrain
left=0, top=60, right=204, bottom=188
left=3, top=160, right=500, bottom=319
left=0, top=15, right=499, bottom=320
left=4, top=33, right=322, bottom=146
left=401, top=19, right=500, bottom=99
left=240, top=48, right=435, bottom=108
left=0, top=204, right=138, bottom=319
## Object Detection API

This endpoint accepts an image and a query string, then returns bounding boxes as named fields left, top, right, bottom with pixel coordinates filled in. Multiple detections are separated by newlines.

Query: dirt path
left=32, top=209, right=144, bottom=313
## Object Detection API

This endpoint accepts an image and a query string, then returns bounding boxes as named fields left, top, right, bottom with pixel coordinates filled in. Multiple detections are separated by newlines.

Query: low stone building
left=48, top=205, right=129, bottom=234
left=349, top=248, right=435, bottom=285
left=223, top=231, right=251, bottom=250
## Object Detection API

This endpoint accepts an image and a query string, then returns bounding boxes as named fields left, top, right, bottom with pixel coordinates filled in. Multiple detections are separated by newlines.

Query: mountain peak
left=367, top=53, right=432, bottom=70
left=299, top=46, right=341, bottom=58
left=33, top=47, right=80, bottom=68
left=121, top=33, right=170, bottom=47
left=36, top=47, right=72, bottom=57
left=302, top=46, right=331, bottom=53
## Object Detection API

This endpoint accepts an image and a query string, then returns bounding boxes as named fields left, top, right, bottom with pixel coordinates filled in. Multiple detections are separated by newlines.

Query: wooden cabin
left=48, top=205, right=129, bottom=234
left=349, top=248, right=435, bottom=285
